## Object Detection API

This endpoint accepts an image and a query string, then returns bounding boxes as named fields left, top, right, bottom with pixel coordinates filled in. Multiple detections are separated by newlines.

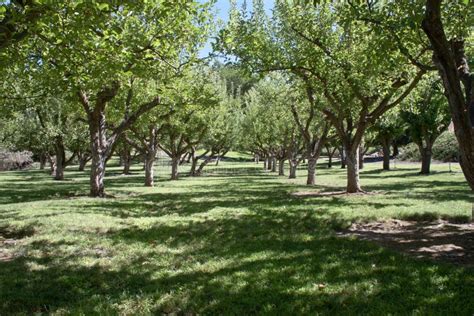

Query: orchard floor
left=0, top=156, right=473, bottom=315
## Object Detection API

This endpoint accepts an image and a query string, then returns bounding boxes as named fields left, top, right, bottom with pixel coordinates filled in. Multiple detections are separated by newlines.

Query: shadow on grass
left=0, top=166, right=473, bottom=313
left=0, top=210, right=473, bottom=314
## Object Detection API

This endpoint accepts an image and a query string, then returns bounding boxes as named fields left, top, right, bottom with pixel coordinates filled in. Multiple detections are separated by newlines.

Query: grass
left=0, top=157, right=473, bottom=315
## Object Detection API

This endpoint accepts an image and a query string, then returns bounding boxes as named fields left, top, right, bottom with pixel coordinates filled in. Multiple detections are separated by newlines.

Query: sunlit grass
left=0, top=158, right=473, bottom=314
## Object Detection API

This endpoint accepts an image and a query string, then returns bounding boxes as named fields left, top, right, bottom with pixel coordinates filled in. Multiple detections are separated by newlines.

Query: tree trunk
left=263, top=158, right=268, bottom=170
left=306, top=157, right=316, bottom=185
left=422, top=2, right=474, bottom=190
left=382, top=140, right=391, bottom=171
left=171, top=156, right=179, bottom=180
left=54, top=137, right=65, bottom=180
left=392, top=143, right=399, bottom=157
left=121, top=147, right=131, bottom=175
left=340, top=147, right=346, bottom=169
left=271, top=157, right=277, bottom=172
left=419, top=144, right=433, bottom=175
left=346, top=146, right=362, bottom=193
left=326, top=146, right=333, bottom=168
left=89, top=114, right=108, bottom=198
left=289, top=161, right=297, bottom=179
left=189, top=153, right=198, bottom=176
left=49, top=155, right=56, bottom=175
left=255, top=154, right=259, bottom=164
left=278, top=159, right=285, bottom=176
left=195, top=156, right=213, bottom=176
left=90, top=153, right=106, bottom=197
left=78, top=156, right=87, bottom=171
left=267, top=157, right=272, bottom=170
left=39, top=154, right=46, bottom=170
left=358, top=146, right=364, bottom=170
left=144, top=154, right=155, bottom=186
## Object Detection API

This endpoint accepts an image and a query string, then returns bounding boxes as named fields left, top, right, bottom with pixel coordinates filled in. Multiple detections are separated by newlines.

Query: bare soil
left=340, top=219, right=474, bottom=267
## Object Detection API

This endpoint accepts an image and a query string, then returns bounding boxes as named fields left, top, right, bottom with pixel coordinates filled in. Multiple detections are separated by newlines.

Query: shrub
left=399, top=143, right=420, bottom=161
left=0, top=149, right=33, bottom=171
left=432, top=131, right=459, bottom=162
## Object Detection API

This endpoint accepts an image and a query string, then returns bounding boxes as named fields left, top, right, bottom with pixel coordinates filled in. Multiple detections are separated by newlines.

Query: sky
left=198, top=0, right=274, bottom=58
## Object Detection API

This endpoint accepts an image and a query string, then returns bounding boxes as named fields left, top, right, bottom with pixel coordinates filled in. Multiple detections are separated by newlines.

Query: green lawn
left=0, top=158, right=473, bottom=315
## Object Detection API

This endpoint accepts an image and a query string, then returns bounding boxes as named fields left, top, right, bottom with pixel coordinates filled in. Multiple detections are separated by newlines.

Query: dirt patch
left=292, top=190, right=381, bottom=197
left=339, top=219, right=474, bottom=266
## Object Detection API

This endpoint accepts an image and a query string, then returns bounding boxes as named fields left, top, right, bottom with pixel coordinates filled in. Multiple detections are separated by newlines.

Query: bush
left=0, top=149, right=33, bottom=171
left=399, top=143, right=420, bottom=161
left=432, top=131, right=459, bottom=162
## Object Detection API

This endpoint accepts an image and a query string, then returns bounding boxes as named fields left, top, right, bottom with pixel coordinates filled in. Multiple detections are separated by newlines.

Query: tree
left=422, top=0, right=474, bottom=189
left=401, top=77, right=451, bottom=174
left=190, top=81, right=241, bottom=176
left=369, top=110, right=404, bottom=171
left=25, top=1, right=212, bottom=196
left=220, top=1, right=424, bottom=192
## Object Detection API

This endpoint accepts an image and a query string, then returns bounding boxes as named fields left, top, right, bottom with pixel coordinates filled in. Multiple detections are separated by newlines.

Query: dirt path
left=339, top=219, right=474, bottom=267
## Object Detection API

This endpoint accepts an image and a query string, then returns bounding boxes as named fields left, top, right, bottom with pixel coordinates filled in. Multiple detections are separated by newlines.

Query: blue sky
left=198, top=0, right=274, bottom=58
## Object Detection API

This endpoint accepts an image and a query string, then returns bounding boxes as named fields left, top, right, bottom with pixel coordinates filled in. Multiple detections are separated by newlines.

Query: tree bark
left=271, top=157, right=277, bottom=172
left=278, top=159, right=285, bottom=176
left=306, top=157, right=316, bottom=185
left=263, top=157, right=268, bottom=170
left=121, top=147, right=131, bottom=175
left=289, top=161, right=297, bottom=179
left=358, top=146, right=364, bottom=170
left=53, top=136, right=66, bottom=180
left=422, top=0, right=474, bottom=190
left=48, top=155, right=56, bottom=175
left=392, top=143, right=399, bottom=157
left=144, top=154, right=155, bottom=186
left=419, top=144, right=433, bottom=175
left=340, top=147, right=346, bottom=169
left=171, top=156, right=179, bottom=180
left=346, top=146, right=362, bottom=193
left=78, top=157, right=87, bottom=171
left=86, top=106, right=112, bottom=198
left=39, top=154, right=46, bottom=170
left=382, top=140, right=391, bottom=171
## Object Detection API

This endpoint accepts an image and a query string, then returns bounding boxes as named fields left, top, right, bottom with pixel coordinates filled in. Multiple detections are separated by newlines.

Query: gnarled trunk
left=306, top=157, right=316, bottom=185
left=419, top=143, right=433, bottom=175
left=422, top=2, right=474, bottom=190
left=278, top=159, right=285, bottom=176
left=78, top=153, right=90, bottom=171
left=90, top=154, right=106, bottom=197
left=171, top=156, right=179, bottom=180
left=89, top=113, right=108, bottom=197
left=144, top=154, right=155, bottom=186
left=346, top=146, right=362, bottom=193
left=189, top=154, right=198, bottom=176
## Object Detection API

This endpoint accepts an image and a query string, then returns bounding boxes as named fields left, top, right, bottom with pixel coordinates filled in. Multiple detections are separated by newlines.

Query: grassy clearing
left=0, top=158, right=473, bottom=314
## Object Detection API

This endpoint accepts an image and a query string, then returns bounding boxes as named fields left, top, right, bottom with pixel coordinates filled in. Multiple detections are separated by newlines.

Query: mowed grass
left=0, top=156, right=473, bottom=315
